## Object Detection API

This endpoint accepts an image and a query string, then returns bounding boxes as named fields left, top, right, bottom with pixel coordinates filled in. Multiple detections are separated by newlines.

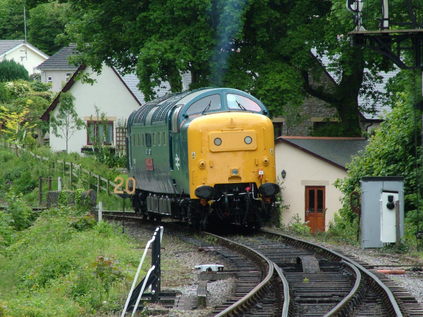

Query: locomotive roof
left=127, top=87, right=264, bottom=127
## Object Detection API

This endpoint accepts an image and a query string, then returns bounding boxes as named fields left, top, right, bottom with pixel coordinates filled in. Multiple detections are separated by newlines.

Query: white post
left=382, top=0, right=389, bottom=29
left=98, top=201, right=103, bottom=222
left=57, top=177, right=62, bottom=191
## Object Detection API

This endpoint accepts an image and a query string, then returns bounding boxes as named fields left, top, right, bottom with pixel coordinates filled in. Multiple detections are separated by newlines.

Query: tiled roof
left=37, top=44, right=78, bottom=70
left=115, top=71, right=191, bottom=105
left=0, top=40, right=48, bottom=59
left=0, top=40, right=25, bottom=55
left=277, top=136, right=368, bottom=169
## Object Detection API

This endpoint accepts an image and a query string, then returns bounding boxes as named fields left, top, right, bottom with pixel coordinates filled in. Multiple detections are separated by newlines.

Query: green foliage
left=0, top=80, right=52, bottom=140
left=30, top=80, right=51, bottom=92
left=28, top=2, right=71, bottom=55
left=0, top=83, right=11, bottom=103
left=0, top=211, right=14, bottom=250
left=4, top=193, right=34, bottom=231
left=333, top=87, right=422, bottom=245
left=0, top=0, right=25, bottom=40
left=0, top=208, right=140, bottom=316
left=287, top=214, right=311, bottom=235
left=64, top=0, right=409, bottom=134
left=310, top=121, right=346, bottom=137
left=86, top=146, right=127, bottom=168
left=70, top=213, right=96, bottom=231
left=327, top=213, right=359, bottom=244
left=0, top=60, right=29, bottom=82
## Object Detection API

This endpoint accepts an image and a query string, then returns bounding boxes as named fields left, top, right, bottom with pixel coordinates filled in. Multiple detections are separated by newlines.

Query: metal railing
left=121, top=226, right=163, bottom=317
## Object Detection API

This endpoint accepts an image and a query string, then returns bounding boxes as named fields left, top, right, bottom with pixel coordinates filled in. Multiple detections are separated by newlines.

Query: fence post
left=38, top=177, right=43, bottom=206
left=48, top=176, right=52, bottom=191
left=106, top=179, right=110, bottom=196
left=63, top=160, right=66, bottom=178
left=98, top=201, right=103, bottom=222
left=58, top=177, right=62, bottom=192
left=70, top=162, right=73, bottom=189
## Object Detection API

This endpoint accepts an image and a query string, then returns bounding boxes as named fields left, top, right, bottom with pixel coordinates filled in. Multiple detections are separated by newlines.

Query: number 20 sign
left=114, top=176, right=136, bottom=195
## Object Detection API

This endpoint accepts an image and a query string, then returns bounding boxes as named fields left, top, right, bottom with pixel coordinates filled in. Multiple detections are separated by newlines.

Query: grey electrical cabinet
left=360, top=176, right=404, bottom=249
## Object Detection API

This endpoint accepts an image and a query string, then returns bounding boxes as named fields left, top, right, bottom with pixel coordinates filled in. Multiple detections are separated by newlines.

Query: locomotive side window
left=227, top=94, right=261, bottom=112
left=186, top=94, right=221, bottom=116
left=162, top=132, right=166, bottom=145
left=145, top=133, right=152, bottom=147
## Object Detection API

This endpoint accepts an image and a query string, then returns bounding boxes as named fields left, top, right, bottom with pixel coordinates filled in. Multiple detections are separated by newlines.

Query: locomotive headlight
left=214, top=137, right=222, bottom=146
left=244, top=136, right=253, bottom=144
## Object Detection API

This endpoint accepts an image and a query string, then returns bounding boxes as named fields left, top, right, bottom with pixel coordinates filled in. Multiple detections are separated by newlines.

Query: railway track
left=102, top=211, right=423, bottom=316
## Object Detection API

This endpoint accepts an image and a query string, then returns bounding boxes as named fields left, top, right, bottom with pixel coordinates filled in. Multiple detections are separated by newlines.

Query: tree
left=0, top=0, right=25, bottom=40
left=0, top=105, right=35, bottom=146
left=333, top=73, right=422, bottom=245
left=64, top=0, right=422, bottom=136
left=50, top=92, right=84, bottom=153
left=28, top=2, right=70, bottom=55
left=0, top=80, right=53, bottom=144
left=0, top=60, right=29, bottom=82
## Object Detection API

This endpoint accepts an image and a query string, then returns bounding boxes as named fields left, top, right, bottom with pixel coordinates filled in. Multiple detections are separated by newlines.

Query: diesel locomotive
left=127, top=88, right=279, bottom=228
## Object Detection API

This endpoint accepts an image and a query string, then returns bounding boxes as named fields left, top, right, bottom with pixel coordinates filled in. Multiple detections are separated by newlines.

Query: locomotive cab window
left=227, top=94, right=261, bottom=112
left=185, top=94, right=221, bottom=116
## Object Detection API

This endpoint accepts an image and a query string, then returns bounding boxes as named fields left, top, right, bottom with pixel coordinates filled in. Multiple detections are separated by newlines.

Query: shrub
left=0, top=60, right=29, bottom=82
left=332, top=91, right=422, bottom=244
left=4, top=193, right=33, bottom=231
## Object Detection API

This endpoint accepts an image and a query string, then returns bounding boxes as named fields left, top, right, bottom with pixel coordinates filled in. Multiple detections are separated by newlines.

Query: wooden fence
left=0, top=139, right=118, bottom=197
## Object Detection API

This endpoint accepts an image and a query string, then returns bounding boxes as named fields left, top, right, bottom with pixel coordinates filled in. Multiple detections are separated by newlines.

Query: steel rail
left=273, top=264, right=291, bottom=317
left=204, top=232, right=279, bottom=317
left=262, top=228, right=404, bottom=317
left=324, top=260, right=362, bottom=316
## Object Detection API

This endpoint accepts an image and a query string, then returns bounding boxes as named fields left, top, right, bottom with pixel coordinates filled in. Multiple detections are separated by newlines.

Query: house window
left=47, top=76, right=52, bottom=82
left=87, top=121, right=113, bottom=145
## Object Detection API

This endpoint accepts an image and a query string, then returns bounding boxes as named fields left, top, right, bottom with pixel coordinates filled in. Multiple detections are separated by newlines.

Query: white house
left=40, top=61, right=192, bottom=153
left=0, top=40, right=48, bottom=75
left=37, top=44, right=79, bottom=92
left=41, top=65, right=146, bottom=153
left=275, top=136, right=367, bottom=233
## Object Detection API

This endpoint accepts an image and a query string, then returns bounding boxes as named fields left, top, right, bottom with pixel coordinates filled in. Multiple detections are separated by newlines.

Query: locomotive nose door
left=169, top=105, right=182, bottom=171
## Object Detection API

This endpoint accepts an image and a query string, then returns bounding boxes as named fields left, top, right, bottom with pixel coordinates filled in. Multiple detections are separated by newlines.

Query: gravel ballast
left=119, top=221, right=423, bottom=315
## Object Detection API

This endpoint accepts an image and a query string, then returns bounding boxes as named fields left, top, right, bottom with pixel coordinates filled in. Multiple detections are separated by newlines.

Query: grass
left=0, top=145, right=127, bottom=210
left=0, top=207, right=142, bottom=316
